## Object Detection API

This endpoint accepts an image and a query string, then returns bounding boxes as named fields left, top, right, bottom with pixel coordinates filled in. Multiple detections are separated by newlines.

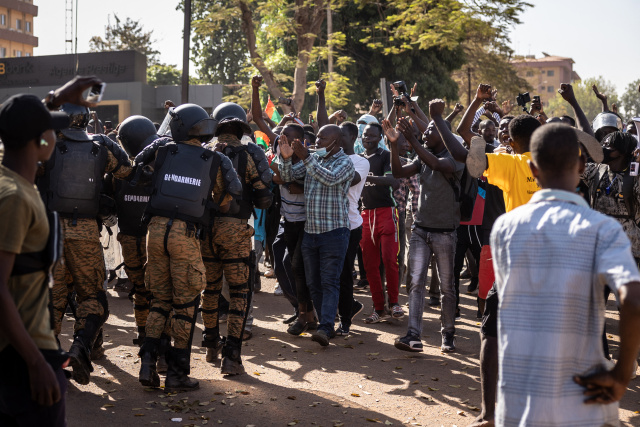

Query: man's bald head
left=317, top=124, right=343, bottom=156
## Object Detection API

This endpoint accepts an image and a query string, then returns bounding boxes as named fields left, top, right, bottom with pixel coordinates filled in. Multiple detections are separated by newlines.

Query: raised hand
left=50, top=76, right=103, bottom=109
left=454, top=103, right=464, bottom=114
left=279, top=134, right=294, bottom=159
left=501, top=99, right=514, bottom=115
left=246, top=110, right=253, bottom=123
left=251, top=75, right=263, bottom=88
left=316, top=79, right=326, bottom=93
left=164, top=100, right=176, bottom=110
left=291, top=139, right=309, bottom=160
left=381, top=119, right=400, bottom=146
left=369, top=99, right=383, bottom=115
left=397, top=117, right=415, bottom=141
left=484, top=101, right=501, bottom=113
left=592, top=84, right=607, bottom=102
left=410, top=82, right=418, bottom=98
left=428, top=99, right=446, bottom=117
left=558, top=83, right=577, bottom=104
left=476, top=84, right=493, bottom=101
left=390, top=83, right=400, bottom=97
left=329, top=110, right=348, bottom=125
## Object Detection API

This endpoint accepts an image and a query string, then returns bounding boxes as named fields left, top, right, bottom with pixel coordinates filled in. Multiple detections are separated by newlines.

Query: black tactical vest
left=114, top=179, right=152, bottom=236
left=146, top=143, right=221, bottom=226
left=221, top=147, right=254, bottom=220
left=39, top=139, right=108, bottom=218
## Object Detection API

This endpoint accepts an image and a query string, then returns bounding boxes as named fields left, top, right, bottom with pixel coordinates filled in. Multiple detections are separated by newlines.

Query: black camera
left=516, top=92, right=531, bottom=107
left=278, top=97, right=292, bottom=106
left=532, top=95, right=540, bottom=103
left=393, top=80, right=408, bottom=95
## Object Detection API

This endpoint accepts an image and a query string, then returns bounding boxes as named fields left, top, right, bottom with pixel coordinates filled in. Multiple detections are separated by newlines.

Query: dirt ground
left=62, top=276, right=640, bottom=427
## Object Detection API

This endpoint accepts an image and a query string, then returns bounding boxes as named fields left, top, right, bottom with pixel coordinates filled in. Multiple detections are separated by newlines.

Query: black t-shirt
left=361, top=149, right=396, bottom=210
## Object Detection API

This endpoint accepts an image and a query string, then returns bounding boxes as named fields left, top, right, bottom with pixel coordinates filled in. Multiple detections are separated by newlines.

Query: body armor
left=114, top=179, right=153, bottom=236
left=146, top=143, right=221, bottom=226
left=39, top=139, right=108, bottom=218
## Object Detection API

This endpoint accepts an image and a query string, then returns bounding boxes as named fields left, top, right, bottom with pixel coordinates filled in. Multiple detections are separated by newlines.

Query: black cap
left=0, top=94, right=70, bottom=143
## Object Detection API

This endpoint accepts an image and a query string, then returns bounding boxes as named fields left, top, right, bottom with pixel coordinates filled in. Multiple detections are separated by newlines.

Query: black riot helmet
left=118, top=115, right=159, bottom=158
left=168, top=103, right=216, bottom=143
left=59, top=103, right=92, bottom=141
left=212, top=102, right=252, bottom=138
left=60, top=103, right=90, bottom=129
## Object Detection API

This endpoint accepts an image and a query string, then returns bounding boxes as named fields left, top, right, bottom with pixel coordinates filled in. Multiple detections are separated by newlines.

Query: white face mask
left=316, top=141, right=336, bottom=158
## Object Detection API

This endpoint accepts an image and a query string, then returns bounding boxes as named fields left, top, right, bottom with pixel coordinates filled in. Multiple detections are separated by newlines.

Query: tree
left=89, top=14, right=160, bottom=65
left=620, top=79, right=640, bottom=120
left=546, top=77, right=620, bottom=122
left=147, top=63, right=182, bottom=86
left=189, top=0, right=531, bottom=116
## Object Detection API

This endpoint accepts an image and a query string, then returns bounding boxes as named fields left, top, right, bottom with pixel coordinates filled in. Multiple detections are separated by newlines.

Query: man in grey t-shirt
left=383, top=117, right=464, bottom=353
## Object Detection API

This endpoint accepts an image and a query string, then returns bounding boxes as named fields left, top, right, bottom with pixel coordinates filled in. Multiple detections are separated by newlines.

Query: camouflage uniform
left=117, top=233, right=150, bottom=328
left=201, top=136, right=267, bottom=345
left=50, top=151, right=132, bottom=336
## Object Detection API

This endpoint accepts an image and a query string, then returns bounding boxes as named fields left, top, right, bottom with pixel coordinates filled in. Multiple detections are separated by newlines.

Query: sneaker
left=311, top=330, right=330, bottom=347
left=355, top=279, right=369, bottom=289
left=335, top=324, right=350, bottom=336
left=274, top=284, right=283, bottom=296
left=287, top=320, right=311, bottom=336
left=264, top=268, right=275, bottom=278
left=391, top=304, right=405, bottom=319
left=364, top=310, right=389, bottom=324
left=394, top=333, right=423, bottom=352
left=455, top=309, right=461, bottom=320
left=351, top=300, right=364, bottom=321
left=428, top=297, right=440, bottom=307
left=441, top=333, right=456, bottom=353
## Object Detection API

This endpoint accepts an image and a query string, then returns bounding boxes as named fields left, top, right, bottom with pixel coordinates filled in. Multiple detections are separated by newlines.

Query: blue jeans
left=302, top=228, right=350, bottom=335
left=407, top=227, right=457, bottom=337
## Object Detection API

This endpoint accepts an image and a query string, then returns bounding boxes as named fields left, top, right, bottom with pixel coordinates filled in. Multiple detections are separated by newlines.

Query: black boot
left=202, top=328, right=224, bottom=365
left=157, top=334, right=170, bottom=374
left=165, top=347, right=199, bottom=392
left=133, top=326, right=146, bottom=346
left=90, top=328, right=105, bottom=360
left=220, top=337, right=245, bottom=376
left=69, top=314, right=102, bottom=385
left=138, top=337, right=160, bottom=388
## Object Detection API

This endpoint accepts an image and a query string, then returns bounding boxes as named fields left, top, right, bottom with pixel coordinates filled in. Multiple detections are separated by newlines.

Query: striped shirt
left=491, top=189, right=640, bottom=427
left=279, top=148, right=354, bottom=234
left=394, top=156, right=420, bottom=219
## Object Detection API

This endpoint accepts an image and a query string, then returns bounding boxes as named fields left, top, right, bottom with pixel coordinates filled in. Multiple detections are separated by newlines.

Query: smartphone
left=631, top=162, right=639, bottom=177
left=86, top=83, right=106, bottom=103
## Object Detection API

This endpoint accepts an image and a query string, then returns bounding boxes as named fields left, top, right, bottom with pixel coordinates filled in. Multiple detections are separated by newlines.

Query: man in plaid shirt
left=394, top=143, right=420, bottom=286
left=279, top=125, right=355, bottom=346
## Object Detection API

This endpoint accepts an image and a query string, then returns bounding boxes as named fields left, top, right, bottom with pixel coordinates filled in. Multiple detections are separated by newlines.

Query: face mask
left=316, top=141, right=336, bottom=158
left=602, top=148, right=616, bottom=164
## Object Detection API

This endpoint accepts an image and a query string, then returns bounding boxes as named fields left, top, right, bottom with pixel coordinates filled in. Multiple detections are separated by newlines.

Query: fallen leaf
left=134, top=414, right=145, bottom=417
left=385, top=421, right=393, bottom=425
left=431, top=377, right=439, bottom=381
left=351, top=393, right=360, bottom=397
left=427, top=387, right=439, bottom=391
left=287, top=396, right=297, bottom=400
left=457, top=411, right=466, bottom=416
left=440, top=362, right=448, bottom=366
left=449, top=385, right=461, bottom=388
left=468, top=387, right=478, bottom=391
left=366, top=353, right=379, bottom=356
left=101, top=404, right=114, bottom=408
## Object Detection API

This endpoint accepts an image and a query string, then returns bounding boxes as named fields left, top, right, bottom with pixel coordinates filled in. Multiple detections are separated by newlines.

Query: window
left=541, top=70, right=545, bottom=74
left=25, top=21, right=31, bottom=33
left=16, top=19, right=22, bottom=31
left=547, top=86, right=554, bottom=93
left=25, top=52, right=30, bottom=57
left=547, top=70, right=554, bottom=77
left=526, top=71, right=534, bottom=77
left=0, top=14, right=6, bottom=26
left=0, top=47, right=6, bottom=58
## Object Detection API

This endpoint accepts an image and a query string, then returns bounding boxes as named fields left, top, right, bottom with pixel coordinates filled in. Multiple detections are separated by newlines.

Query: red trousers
left=360, top=207, right=400, bottom=311
left=478, top=244, right=494, bottom=300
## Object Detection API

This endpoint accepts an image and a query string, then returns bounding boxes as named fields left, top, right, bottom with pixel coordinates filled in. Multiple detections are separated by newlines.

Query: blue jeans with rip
left=301, top=228, right=350, bottom=335
left=406, top=227, right=457, bottom=337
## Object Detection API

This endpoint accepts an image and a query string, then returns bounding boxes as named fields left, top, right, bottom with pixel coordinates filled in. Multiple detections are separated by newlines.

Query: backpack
left=448, top=167, right=479, bottom=223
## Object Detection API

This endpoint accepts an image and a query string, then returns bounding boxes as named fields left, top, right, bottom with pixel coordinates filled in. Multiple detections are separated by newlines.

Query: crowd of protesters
left=1, top=73, right=640, bottom=427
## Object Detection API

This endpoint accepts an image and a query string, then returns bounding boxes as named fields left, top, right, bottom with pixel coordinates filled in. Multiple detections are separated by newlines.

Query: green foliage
left=147, top=63, right=182, bottom=86
left=620, top=79, right=640, bottom=120
left=88, top=14, right=160, bottom=65
left=546, top=77, right=619, bottom=122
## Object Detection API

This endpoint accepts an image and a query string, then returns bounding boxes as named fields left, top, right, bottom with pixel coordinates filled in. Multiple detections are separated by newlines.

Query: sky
left=35, top=0, right=640, bottom=96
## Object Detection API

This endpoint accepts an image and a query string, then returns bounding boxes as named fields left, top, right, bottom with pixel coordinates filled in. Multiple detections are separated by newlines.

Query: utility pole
left=326, top=0, right=333, bottom=110
left=467, top=67, right=473, bottom=106
left=181, top=0, right=192, bottom=104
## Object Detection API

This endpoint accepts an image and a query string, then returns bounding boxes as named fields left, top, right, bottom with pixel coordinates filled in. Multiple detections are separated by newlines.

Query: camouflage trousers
left=145, top=217, right=206, bottom=349
left=51, top=218, right=108, bottom=336
left=201, top=218, right=253, bottom=342
left=117, top=233, right=150, bottom=327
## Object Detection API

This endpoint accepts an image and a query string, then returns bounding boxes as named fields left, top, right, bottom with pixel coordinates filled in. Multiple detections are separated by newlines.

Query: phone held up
left=86, top=83, right=106, bottom=103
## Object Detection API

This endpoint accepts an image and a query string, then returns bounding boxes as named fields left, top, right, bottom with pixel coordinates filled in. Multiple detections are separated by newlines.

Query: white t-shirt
left=347, top=154, right=370, bottom=230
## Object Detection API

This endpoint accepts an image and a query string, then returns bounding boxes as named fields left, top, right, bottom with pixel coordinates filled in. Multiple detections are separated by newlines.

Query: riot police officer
left=200, top=102, right=272, bottom=375
left=39, top=103, right=133, bottom=385
left=108, top=116, right=158, bottom=346
left=135, top=103, right=241, bottom=392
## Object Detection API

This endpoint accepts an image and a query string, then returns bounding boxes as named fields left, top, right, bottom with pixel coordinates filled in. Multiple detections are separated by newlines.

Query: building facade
left=0, top=0, right=37, bottom=58
left=511, top=54, right=581, bottom=106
